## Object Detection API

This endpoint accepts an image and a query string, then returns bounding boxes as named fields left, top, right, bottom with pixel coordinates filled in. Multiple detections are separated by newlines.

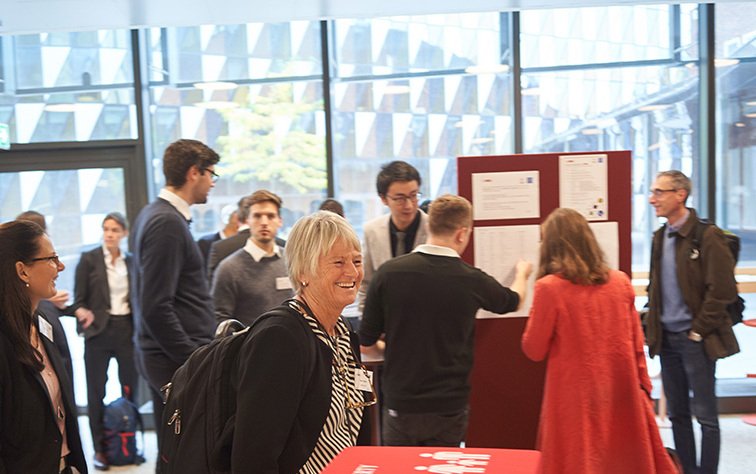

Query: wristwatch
left=688, top=331, right=703, bottom=342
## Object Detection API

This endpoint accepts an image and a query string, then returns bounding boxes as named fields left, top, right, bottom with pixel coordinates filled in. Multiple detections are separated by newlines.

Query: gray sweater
left=212, top=248, right=292, bottom=326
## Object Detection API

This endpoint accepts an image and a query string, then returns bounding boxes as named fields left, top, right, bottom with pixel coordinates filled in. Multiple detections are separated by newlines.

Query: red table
left=323, top=446, right=541, bottom=473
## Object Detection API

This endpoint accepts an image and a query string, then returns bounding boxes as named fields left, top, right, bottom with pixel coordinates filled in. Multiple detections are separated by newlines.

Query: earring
left=25, top=282, right=29, bottom=288
left=301, top=281, right=308, bottom=288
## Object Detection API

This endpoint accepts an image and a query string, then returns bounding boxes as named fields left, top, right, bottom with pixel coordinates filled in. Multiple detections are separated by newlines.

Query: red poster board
left=323, top=447, right=541, bottom=473
left=458, top=151, right=632, bottom=448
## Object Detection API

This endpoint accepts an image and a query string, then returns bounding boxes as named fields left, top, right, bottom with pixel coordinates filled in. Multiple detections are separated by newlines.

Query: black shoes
left=93, top=452, right=110, bottom=471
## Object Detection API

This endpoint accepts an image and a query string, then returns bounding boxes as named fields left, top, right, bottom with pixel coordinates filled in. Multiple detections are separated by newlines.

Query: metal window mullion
left=321, top=19, right=335, bottom=198
left=510, top=11, right=522, bottom=154
left=698, top=3, right=716, bottom=221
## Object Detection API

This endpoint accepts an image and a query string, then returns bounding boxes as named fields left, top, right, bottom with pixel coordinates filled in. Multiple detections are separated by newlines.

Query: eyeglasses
left=385, top=192, right=422, bottom=205
left=29, top=255, right=61, bottom=266
left=334, top=360, right=378, bottom=410
left=203, top=168, right=220, bottom=183
left=649, top=188, right=677, bottom=198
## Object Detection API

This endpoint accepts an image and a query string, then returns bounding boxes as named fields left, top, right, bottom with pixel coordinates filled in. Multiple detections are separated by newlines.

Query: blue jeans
left=661, top=330, right=719, bottom=474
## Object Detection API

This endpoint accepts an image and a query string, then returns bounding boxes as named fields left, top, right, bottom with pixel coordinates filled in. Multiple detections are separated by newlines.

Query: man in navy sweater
left=130, top=139, right=220, bottom=453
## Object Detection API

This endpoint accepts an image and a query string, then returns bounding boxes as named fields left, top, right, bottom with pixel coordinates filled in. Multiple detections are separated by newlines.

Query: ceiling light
left=45, top=103, right=78, bottom=112
left=638, top=104, right=670, bottom=112
left=734, top=122, right=746, bottom=128
left=744, top=112, right=756, bottom=118
left=195, top=101, right=240, bottom=110
left=581, top=128, right=603, bottom=135
left=193, top=81, right=238, bottom=91
left=746, top=100, right=756, bottom=106
left=714, top=58, right=740, bottom=68
left=465, top=64, right=510, bottom=75
left=383, top=85, right=411, bottom=95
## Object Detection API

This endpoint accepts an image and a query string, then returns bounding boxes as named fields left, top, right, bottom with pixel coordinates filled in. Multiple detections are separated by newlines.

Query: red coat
left=522, top=270, right=677, bottom=474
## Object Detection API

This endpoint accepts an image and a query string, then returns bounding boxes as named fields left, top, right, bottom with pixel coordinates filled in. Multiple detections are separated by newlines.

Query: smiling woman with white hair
left=230, top=210, right=372, bottom=473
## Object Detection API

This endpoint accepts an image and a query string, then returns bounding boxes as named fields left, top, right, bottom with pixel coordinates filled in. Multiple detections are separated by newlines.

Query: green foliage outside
left=216, top=84, right=326, bottom=193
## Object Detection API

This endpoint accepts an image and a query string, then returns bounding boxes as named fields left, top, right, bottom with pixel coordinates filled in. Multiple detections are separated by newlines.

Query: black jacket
left=231, top=305, right=369, bottom=473
left=72, top=246, right=133, bottom=339
left=0, top=313, right=87, bottom=474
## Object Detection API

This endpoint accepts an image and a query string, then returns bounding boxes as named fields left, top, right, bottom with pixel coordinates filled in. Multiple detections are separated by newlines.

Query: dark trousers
left=135, top=348, right=181, bottom=459
left=85, top=316, right=138, bottom=453
left=661, top=330, right=720, bottom=474
left=382, top=406, right=469, bottom=447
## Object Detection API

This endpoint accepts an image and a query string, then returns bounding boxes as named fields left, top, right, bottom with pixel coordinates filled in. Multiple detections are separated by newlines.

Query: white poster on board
left=559, top=154, right=608, bottom=221
left=474, top=225, right=540, bottom=318
left=471, top=171, right=540, bottom=221
left=588, top=221, right=620, bottom=270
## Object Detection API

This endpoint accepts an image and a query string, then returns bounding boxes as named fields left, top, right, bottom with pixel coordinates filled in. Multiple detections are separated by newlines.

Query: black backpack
left=691, top=218, right=746, bottom=325
left=158, top=307, right=315, bottom=474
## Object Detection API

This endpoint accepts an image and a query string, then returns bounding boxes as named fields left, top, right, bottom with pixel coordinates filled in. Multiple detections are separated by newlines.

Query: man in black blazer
left=197, top=203, right=239, bottom=269
left=207, top=194, right=285, bottom=282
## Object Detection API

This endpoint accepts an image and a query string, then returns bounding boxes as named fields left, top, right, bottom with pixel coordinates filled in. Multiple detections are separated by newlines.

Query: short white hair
left=286, top=211, right=361, bottom=293
left=220, top=204, right=237, bottom=224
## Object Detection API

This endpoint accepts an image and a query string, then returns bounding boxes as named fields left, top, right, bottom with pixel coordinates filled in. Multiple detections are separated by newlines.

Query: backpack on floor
left=102, top=395, right=145, bottom=465
left=691, top=218, right=746, bottom=325
left=158, top=307, right=316, bottom=474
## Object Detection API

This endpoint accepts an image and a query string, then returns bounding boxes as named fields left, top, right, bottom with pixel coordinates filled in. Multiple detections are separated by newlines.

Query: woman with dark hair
left=522, top=208, right=676, bottom=474
left=71, top=212, right=138, bottom=470
left=0, top=220, right=87, bottom=473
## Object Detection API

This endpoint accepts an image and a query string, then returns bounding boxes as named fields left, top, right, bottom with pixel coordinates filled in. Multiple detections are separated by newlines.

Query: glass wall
left=0, top=30, right=136, bottom=143
left=331, top=13, right=513, bottom=232
left=715, top=1, right=756, bottom=266
left=1, top=2, right=755, bottom=390
left=521, top=5, right=701, bottom=270
left=144, top=22, right=324, bottom=237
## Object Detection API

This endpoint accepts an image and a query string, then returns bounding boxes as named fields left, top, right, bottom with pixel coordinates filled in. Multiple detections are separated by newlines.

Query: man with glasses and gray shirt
left=358, top=161, right=429, bottom=315
left=645, top=170, right=739, bottom=474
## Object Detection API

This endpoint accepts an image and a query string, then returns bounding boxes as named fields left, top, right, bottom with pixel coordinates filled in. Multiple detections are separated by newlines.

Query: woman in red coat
left=522, top=208, right=677, bottom=474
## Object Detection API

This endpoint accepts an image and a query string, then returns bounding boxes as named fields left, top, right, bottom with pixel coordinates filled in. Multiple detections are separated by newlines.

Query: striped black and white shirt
left=298, top=313, right=364, bottom=473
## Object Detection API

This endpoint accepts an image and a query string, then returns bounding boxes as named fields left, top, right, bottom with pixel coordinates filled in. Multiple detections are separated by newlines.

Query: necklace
left=31, top=328, right=65, bottom=421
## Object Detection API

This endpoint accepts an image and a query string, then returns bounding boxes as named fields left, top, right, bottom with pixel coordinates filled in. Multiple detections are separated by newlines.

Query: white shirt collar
left=158, top=188, right=192, bottom=221
left=243, top=238, right=282, bottom=262
left=414, top=243, right=459, bottom=258
left=102, top=245, right=125, bottom=263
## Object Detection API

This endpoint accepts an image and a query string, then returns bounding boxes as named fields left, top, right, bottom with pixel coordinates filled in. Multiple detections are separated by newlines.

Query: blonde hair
left=428, top=194, right=472, bottom=236
left=538, top=208, right=609, bottom=285
left=286, top=211, right=361, bottom=293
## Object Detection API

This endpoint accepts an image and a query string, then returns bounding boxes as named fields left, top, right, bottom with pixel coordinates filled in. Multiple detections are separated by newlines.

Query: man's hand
left=47, top=290, right=70, bottom=309
left=511, top=259, right=533, bottom=310
left=75, top=307, right=95, bottom=329
left=516, top=260, right=534, bottom=280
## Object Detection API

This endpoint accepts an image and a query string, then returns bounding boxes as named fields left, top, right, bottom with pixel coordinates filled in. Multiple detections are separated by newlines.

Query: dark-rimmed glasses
left=203, top=168, right=220, bottom=183
left=649, top=188, right=677, bottom=198
left=385, top=192, right=422, bottom=205
left=29, top=255, right=62, bottom=266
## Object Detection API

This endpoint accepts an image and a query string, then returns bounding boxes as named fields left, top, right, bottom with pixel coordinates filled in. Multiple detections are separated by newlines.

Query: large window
left=144, top=23, right=325, bottom=237
left=0, top=30, right=136, bottom=143
left=331, top=13, right=513, bottom=230
left=520, top=5, right=701, bottom=271
left=715, top=1, right=756, bottom=266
